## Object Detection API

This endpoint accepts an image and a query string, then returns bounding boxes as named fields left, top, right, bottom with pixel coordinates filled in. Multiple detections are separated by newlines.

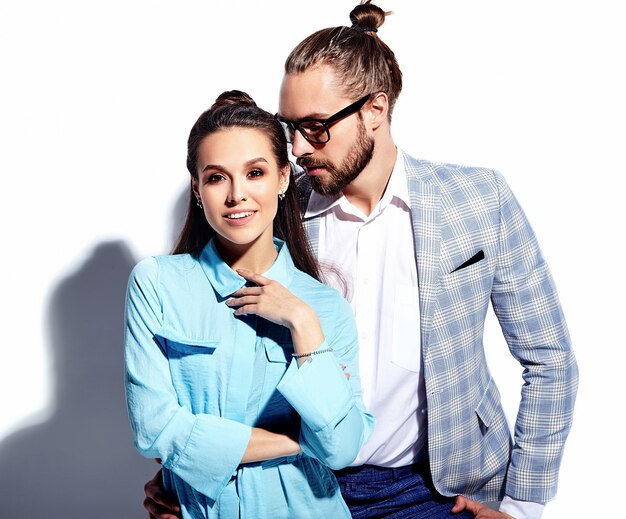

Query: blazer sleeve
left=277, top=294, right=375, bottom=470
left=490, top=172, right=579, bottom=503
left=124, top=258, right=252, bottom=502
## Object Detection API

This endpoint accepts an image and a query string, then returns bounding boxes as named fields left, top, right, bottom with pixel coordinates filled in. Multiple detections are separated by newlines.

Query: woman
left=124, top=90, right=374, bottom=518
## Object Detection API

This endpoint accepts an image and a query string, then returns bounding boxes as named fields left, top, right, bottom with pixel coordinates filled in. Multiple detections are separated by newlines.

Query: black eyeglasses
left=277, top=93, right=372, bottom=145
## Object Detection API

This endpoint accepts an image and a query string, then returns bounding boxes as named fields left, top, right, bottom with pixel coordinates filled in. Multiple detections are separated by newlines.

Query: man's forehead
left=278, top=69, right=344, bottom=119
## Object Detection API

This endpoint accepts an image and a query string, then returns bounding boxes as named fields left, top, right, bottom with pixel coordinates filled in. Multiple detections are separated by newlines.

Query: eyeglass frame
left=277, top=93, right=373, bottom=145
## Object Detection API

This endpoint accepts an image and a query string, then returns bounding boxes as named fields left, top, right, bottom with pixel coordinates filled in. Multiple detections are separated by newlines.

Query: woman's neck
left=215, top=236, right=278, bottom=274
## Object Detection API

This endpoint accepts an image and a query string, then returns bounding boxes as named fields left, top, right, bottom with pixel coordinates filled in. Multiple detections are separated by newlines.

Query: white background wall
left=1, top=1, right=623, bottom=517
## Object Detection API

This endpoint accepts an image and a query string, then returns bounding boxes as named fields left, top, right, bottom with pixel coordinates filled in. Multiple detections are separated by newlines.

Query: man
left=143, top=2, right=578, bottom=518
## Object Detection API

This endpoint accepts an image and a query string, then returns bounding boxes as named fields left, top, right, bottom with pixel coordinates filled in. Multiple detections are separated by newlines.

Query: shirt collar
left=304, top=150, right=409, bottom=218
left=304, top=189, right=342, bottom=219
left=384, top=151, right=410, bottom=209
left=199, top=237, right=294, bottom=299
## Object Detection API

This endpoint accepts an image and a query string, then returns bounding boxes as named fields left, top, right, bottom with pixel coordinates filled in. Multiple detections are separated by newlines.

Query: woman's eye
left=248, top=169, right=264, bottom=178
left=206, top=173, right=225, bottom=183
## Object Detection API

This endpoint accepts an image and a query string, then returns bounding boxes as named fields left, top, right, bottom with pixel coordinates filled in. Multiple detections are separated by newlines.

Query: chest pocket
left=155, top=330, right=221, bottom=411
left=257, top=321, right=293, bottom=364
left=157, top=333, right=219, bottom=356
left=163, top=339, right=218, bottom=356
left=391, top=285, right=421, bottom=372
left=261, top=326, right=293, bottom=364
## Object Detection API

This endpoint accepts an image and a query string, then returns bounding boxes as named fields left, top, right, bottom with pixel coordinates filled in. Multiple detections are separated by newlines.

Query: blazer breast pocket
left=439, top=248, right=491, bottom=317
left=451, top=249, right=485, bottom=273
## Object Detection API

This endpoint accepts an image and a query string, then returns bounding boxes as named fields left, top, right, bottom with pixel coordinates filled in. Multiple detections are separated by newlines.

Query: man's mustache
left=297, top=158, right=329, bottom=169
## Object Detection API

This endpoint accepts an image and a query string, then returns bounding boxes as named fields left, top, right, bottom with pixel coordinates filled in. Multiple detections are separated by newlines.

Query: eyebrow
left=277, top=112, right=326, bottom=123
left=201, top=157, right=269, bottom=173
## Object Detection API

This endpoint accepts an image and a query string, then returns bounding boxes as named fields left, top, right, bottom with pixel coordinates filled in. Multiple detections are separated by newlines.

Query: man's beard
left=298, top=119, right=374, bottom=197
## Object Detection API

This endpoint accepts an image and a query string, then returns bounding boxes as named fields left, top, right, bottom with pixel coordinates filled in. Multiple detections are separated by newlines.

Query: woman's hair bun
left=213, top=90, right=257, bottom=108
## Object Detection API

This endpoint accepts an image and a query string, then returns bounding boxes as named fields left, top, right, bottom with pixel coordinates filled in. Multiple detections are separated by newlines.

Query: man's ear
left=367, top=92, right=389, bottom=131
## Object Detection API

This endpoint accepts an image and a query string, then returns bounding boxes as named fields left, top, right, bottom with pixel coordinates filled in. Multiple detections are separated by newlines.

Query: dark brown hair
left=172, top=90, right=321, bottom=281
left=284, top=1, right=402, bottom=119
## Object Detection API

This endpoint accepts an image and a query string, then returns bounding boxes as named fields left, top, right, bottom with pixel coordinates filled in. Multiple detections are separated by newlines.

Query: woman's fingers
left=236, top=268, right=269, bottom=285
left=226, top=294, right=263, bottom=308
left=225, top=271, right=308, bottom=328
left=229, top=287, right=262, bottom=299
left=227, top=302, right=257, bottom=316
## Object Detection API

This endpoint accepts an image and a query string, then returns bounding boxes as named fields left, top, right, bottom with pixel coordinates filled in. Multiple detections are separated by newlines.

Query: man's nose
left=290, top=130, right=315, bottom=158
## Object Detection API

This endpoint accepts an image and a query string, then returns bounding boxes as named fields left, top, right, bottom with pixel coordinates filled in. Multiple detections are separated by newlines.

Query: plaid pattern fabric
left=297, top=151, right=578, bottom=503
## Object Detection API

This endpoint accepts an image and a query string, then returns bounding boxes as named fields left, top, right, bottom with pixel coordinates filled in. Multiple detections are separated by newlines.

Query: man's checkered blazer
left=296, top=150, right=578, bottom=504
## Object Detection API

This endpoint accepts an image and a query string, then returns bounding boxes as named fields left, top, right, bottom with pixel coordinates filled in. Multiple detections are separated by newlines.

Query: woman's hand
left=227, top=269, right=313, bottom=328
left=227, top=269, right=325, bottom=357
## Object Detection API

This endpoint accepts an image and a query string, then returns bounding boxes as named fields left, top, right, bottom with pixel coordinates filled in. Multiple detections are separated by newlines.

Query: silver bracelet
left=291, top=347, right=333, bottom=359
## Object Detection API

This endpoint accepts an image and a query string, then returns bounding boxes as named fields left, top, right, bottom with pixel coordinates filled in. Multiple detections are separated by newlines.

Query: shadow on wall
left=0, top=241, right=156, bottom=518
left=170, top=182, right=190, bottom=249
left=0, top=188, right=190, bottom=518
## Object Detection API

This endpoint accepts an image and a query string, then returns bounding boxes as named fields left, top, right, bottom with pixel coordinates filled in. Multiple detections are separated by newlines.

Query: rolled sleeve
left=277, top=295, right=375, bottom=469
left=169, top=414, right=251, bottom=500
left=277, top=346, right=353, bottom=431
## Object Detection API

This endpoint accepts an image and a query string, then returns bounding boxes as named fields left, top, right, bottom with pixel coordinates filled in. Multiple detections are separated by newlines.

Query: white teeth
left=225, top=212, right=253, bottom=219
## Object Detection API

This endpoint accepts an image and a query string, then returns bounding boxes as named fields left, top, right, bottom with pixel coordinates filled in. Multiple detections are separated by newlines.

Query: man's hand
left=143, top=467, right=181, bottom=519
left=452, top=496, right=515, bottom=519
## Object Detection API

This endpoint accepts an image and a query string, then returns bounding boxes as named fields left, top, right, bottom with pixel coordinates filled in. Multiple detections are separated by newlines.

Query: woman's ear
left=191, top=178, right=200, bottom=200
left=279, top=165, right=291, bottom=195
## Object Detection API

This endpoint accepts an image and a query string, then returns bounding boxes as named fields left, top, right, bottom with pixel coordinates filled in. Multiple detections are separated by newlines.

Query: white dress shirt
left=305, top=157, right=426, bottom=468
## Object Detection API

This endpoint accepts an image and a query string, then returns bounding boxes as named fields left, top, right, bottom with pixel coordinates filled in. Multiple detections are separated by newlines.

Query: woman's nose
left=227, top=180, right=247, bottom=203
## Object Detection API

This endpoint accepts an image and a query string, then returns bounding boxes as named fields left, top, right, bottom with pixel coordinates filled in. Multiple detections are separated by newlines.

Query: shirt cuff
left=499, top=495, right=546, bottom=519
left=277, top=345, right=352, bottom=432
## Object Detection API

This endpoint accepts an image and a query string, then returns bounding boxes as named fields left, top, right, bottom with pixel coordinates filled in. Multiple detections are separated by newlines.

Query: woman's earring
left=278, top=191, right=285, bottom=201
left=196, top=197, right=203, bottom=209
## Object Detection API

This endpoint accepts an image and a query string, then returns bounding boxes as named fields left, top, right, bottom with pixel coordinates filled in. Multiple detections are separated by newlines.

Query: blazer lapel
left=406, top=163, right=441, bottom=350
left=303, top=216, right=320, bottom=256
left=296, top=166, right=321, bottom=255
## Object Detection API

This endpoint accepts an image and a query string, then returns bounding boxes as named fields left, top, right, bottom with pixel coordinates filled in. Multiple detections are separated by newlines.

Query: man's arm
left=144, top=467, right=180, bottom=519
left=491, top=171, right=578, bottom=504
